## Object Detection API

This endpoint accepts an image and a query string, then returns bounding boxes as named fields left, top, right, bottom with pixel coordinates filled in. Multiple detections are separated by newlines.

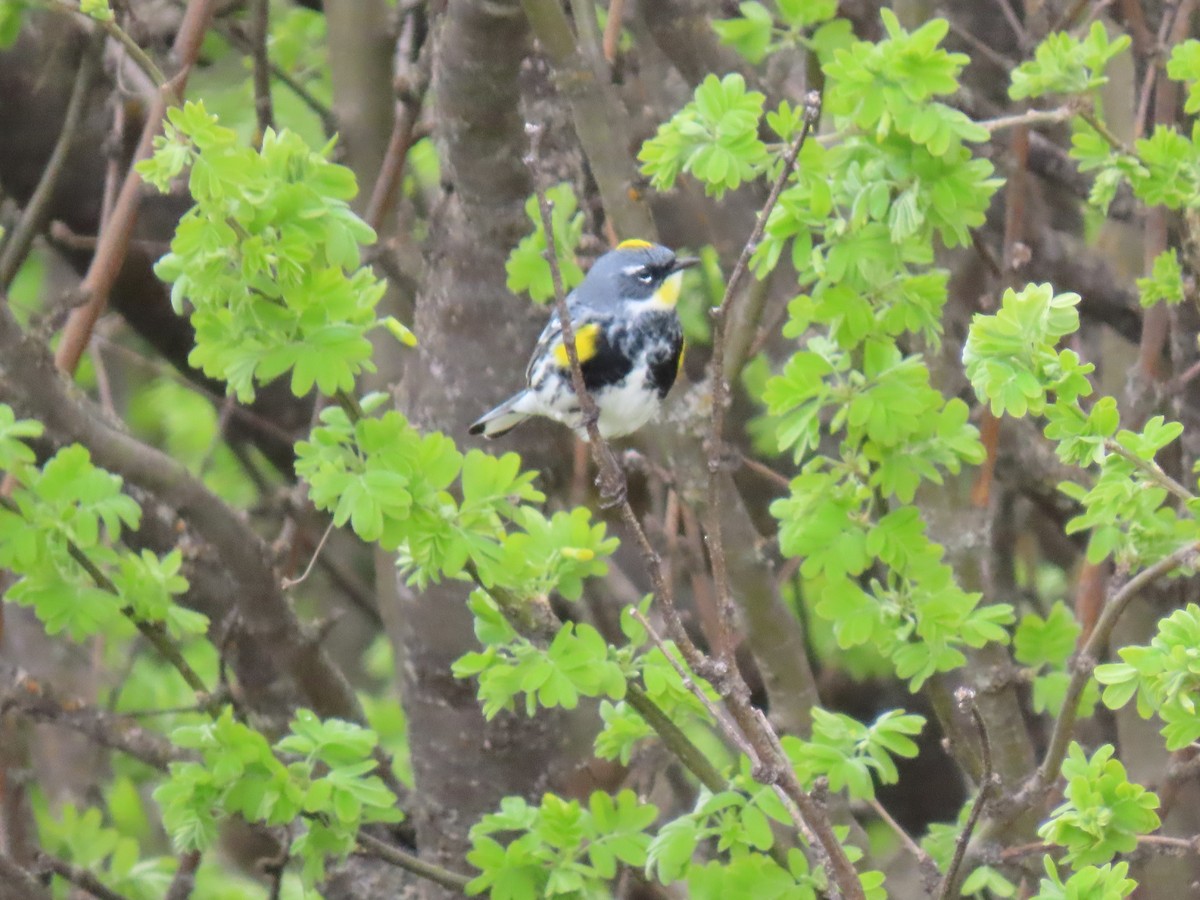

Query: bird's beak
left=672, top=256, right=701, bottom=273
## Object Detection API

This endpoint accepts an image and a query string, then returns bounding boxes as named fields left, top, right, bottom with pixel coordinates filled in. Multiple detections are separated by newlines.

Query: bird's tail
left=468, top=391, right=533, bottom=439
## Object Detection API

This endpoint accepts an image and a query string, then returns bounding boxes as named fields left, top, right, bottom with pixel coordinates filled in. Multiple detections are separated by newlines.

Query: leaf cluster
left=156, top=707, right=402, bottom=885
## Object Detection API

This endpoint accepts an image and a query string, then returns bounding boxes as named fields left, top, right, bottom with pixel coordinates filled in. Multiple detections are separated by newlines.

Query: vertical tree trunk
left=396, top=3, right=591, bottom=890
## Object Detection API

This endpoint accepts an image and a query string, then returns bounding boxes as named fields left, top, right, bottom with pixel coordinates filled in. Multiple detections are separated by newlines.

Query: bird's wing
left=524, top=298, right=593, bottom=383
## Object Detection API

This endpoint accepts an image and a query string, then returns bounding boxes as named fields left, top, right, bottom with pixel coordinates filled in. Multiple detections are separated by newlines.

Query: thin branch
left=363, top=40, right=433, bottom=233
left=0, top=494, right=214, bottom=708
left=0, top=661, right=186, bottom=770
left=737, top=452, right=791, bottom=490
left=281, top=520, right=335, bottom=590
left=51, top=0, right=168, bottom=87
left=937, top=692, right=999, bottom=900
left=692, top=89, right=866, bottom=899
left=632, top=610, right=755, bottom=761
left=992, top=0, right=1030, bottom=48
left=602, top=0, right=625, bottom=62
left=0, top=852, right=50, bottom=900
left=1031, top=539, right=1200, bottom=798
left=1137, top=833, right=1200, bottom=853
left=212, top=19, right=336, bottom=135
left=977, top=105, right=1077, bottom=133
left=523, top=122, right=706, bottom=676
left=867, top=796, right=935, bottom=877
left=54, top=0, right=216, bottom=377
left=945, top=14, right=1014, bottom=73
left=357, top=831, right=473, bottom=891
left=1078, top=108, right=1134, bottom=156
left=0, top=33, right=102, bottom=292
left=520, top=0, right=656, bottom=237
left=705, top=92, right=820, bottom=653
left=164, top=850, right=201, bottom=900
left=36, top=851, right=131, bottom=900
left=1103, top=437, right=1196, bottom=506
left=250, top=0, right=274, bottom=140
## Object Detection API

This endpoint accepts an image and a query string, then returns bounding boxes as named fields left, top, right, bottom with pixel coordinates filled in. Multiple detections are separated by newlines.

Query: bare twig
left=992, top=0, right=1030, bottom=47
left=631, top=610, right=755, bottom=760
left=1078, top=108, right=1134, bottom=156
left=520, top=0, right=656, bottom=237
left=281, top=520, right=336, bottom=590
left=937, top=691, right=999, bottom=900
left=977, top=105, right=1076, bottom=133
left=364, top=40, right=433, bottom=232
left=250, top=0, right=274, bottom=140
left=0, top=661, right=185, bottom=770
left=602, top=0, right=626, bottom=62
left=357, top=831, right=473, bottom=890
left=704, top=92, right=820, bottom=653
left=51, top=0, right=168, bottom=87
left=212, top=19, right=336, bottom=134
left=54, top=0, right=216, bottom=377
left=522, top=122, right=706, bottom=675
left=1031, top=540, right=1200, bottom=800
left=36, top=851, right=131, bottom=900
left=867, top=796, right=935, bottom=876
left=164, top=850, right=201, bottom=900
left=0, top=852, right=49, bottom=900
left=0, top=33, right=102, bottom=292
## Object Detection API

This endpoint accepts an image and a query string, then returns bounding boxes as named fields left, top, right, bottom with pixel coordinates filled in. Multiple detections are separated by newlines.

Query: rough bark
left=395, top=3, right=591, bottom=891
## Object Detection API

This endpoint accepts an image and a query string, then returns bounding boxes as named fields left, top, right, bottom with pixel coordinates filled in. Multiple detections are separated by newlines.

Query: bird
left=469, top=240, right=698, bottom=440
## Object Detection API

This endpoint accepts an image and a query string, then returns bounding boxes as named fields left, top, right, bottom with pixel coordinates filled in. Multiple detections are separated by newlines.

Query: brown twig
left=0, top=851, right=49, bottom=900
left=0, top=33, right=102, bottom=293
left=936, top=691, right=999, bottom=900
left=54, top=0, right=216, bottom=377
left=363, top=40, right=433, bottom=233
left=1138, top=0, right=1196, bottom=382
left=602, top=0, right=626, bottom=63
left=250, top=0, right=274, bottom=141
left=977, top=105, right=1077, bottom=133
left=1030, top=539, right=1200, bottom=800
left=164, top=850, right=201, bottom=900
left=280, top=520, right=335, bottom=590
left=0, top=661, right=186, bottom=770
left=520, top=0, right=656, bottom=237
left=51, top=0, right=167, bottom=87
left=36, top=851, right=130, bottom=900
left=212, top=19, right=337, bottom=135
left=993, top=0, right=1030, bottom=47
left=675, top=89, right=866, bottom=896
left=867, top=796, right=937, bottom=880
left=356, top=831, right=473, bottom=892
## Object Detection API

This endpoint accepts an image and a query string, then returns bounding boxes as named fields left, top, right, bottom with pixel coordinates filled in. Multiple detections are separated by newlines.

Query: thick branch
left=0, top=302, right=370, bottom=736
left=520, top=0, right=655, bottom=238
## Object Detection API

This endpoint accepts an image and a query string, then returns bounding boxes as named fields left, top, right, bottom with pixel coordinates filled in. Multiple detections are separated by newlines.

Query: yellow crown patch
left=617, top=239, right=653, bottom=250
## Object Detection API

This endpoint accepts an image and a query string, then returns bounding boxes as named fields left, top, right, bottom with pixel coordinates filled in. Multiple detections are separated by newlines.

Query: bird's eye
left=636, top=270, right=655, bottom=284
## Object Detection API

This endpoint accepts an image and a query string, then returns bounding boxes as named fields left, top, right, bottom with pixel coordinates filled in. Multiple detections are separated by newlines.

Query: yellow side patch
left=553, top=322, right=601, bottom=368
left=654, top=270, right=684, bottom=308
left=677, top=341, right=686, bottom=375
left=617, top=239, right=653, bottom=250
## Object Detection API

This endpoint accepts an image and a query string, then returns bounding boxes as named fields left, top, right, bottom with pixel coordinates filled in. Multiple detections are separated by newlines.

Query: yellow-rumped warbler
left=469, top=240, right=698, bottom=440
